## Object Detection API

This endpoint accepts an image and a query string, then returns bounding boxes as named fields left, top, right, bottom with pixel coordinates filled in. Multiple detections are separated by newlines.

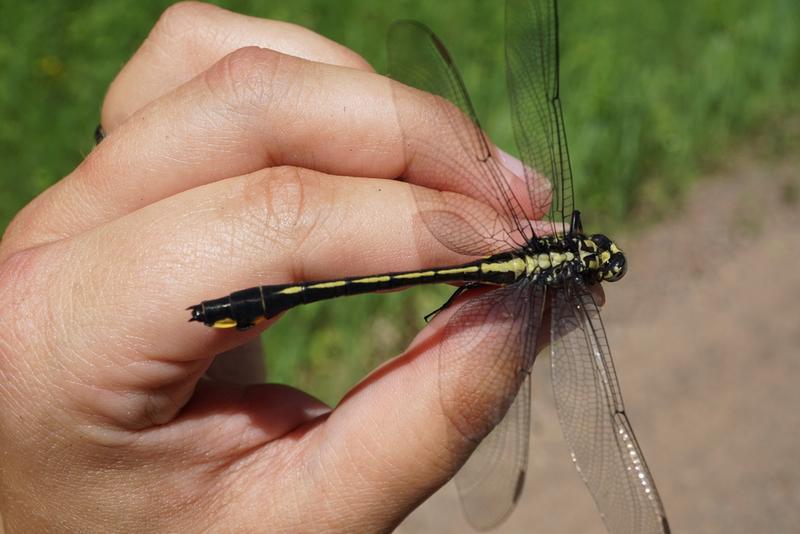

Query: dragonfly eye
left=602, top=253, right=627, bottom=282
left=589, top=234, right=612, bottom=250
left=588, top=234, right=626, bottom=282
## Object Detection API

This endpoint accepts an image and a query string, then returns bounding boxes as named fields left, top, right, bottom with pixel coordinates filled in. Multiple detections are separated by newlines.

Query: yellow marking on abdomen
left=213, top=318, right=238, bottom=329
left=351, top=275, right=391, bottom=284
left=278, top=286, right=304, bottom=295
left=392, top=271, right=437, bottom=280
left=309, top=280, right=347, bottom=289
left=525, top=255, right=537, bottom=275
left=436, top=266, right=480, bottom=276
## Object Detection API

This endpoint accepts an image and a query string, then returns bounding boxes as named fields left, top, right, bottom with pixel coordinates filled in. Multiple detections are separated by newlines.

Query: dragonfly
left=188, top=0, right=670, bottom=531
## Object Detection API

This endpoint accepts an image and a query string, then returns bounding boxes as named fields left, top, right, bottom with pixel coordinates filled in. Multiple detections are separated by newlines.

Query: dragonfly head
left=588, top=234, right=627, bottom=283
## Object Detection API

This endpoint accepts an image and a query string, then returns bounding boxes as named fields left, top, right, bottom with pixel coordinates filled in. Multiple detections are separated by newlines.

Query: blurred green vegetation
left=1, top=1, right=798, bottom=404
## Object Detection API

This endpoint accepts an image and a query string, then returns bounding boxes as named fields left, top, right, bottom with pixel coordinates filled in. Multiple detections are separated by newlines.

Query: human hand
left=0, top=3, right=535, bottom=531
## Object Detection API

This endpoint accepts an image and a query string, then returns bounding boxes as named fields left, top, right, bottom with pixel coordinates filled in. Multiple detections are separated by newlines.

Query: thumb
left=301, top=284, right=540, bottom=530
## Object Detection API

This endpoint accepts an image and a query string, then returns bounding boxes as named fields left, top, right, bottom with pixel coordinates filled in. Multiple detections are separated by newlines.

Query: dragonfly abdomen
left=189, top=254, right=526, bottom=329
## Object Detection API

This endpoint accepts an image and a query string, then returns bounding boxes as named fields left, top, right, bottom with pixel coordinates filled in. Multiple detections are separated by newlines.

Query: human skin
left=0, top=3, right=552, bottom=532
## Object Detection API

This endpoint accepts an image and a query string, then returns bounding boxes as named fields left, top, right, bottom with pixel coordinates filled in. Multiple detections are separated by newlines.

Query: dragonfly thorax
left=524, top=234, right=627, bottom=286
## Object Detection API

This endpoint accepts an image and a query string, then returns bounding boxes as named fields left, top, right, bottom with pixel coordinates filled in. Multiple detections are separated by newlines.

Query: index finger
left=4, top=48, right=537, bottom=258
left=102, top=2, right=374, bottom=131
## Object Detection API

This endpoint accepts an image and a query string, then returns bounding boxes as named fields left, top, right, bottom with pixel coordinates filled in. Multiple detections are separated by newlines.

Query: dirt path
left=400, top=156, right=800, bottom=533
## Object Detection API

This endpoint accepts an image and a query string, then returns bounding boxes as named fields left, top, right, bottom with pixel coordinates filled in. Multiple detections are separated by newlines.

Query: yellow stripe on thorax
left=525, top=255, right=537, bottom=275
left=578, top=240, right=599, bottom=270
left=480, top=257, right=526, bottom=277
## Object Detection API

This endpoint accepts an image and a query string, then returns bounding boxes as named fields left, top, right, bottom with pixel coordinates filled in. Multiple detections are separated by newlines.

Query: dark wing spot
left=513, top=469, right=527, bottom=503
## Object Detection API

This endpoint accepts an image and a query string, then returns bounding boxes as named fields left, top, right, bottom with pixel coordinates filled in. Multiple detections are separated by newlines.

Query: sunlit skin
left=0, top=3, right=583, bottom=532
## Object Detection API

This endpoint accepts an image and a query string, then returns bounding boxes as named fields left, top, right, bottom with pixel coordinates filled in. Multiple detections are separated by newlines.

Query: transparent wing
left=388, top=21, right=535, bottom=256
left=550, top=285, right=670, bottom=534
left=506, top=0, right=574, bottom=233
left=437, top=283, right=546, bottom=530
left=455, top=373, right=532, bottom=531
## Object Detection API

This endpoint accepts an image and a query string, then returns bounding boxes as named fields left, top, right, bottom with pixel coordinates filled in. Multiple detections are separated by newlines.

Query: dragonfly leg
left=569, top=210, right=584, bottom=235
left=424, top=283, right=483, bottom=323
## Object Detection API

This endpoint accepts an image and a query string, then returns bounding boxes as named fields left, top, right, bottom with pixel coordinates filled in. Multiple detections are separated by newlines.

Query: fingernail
left=496, top=147, right=525, bottom=178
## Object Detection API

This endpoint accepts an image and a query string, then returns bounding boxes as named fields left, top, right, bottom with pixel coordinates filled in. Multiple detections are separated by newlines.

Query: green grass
left=2, top=0, right=798, bottom=404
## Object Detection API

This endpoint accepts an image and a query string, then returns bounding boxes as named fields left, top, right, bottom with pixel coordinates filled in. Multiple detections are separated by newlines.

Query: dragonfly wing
left=550, top=284, right=670, bottom=534
left=506, top=0, right=575, bottom=233
left=388, top=20, right=535, bottom=256
left=437, top=282, right=545, bottom=530
left=455, top=372, right=532, bottom=531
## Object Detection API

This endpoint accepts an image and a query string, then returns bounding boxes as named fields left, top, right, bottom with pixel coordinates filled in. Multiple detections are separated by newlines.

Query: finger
left=205, top=339, right=266, bottom=384
left=102, top=2, right=373, bottom=131
left=171, top=382, right=330, bottom=449
left=3, top=46, right=531, bottom=258
left=232, top=295, right=526, bottom=532
left=25, top=167, right=496, bottom=429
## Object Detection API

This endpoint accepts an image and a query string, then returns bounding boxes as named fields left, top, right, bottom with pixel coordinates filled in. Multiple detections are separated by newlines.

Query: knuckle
left=204, top=46, right=291, bottom=114
left=153, top=1, right=217, bottom=40
left=239, top=167, right=326, bottom=256
left=104, top=2, right=221, bottom=128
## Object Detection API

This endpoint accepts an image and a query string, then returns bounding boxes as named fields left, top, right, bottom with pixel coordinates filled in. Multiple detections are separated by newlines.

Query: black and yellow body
left=188, top=222, right=626, bottom=330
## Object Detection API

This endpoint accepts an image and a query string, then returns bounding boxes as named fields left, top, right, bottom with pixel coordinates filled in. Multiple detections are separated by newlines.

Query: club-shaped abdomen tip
left=187, top=304, right=205, bottom=323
